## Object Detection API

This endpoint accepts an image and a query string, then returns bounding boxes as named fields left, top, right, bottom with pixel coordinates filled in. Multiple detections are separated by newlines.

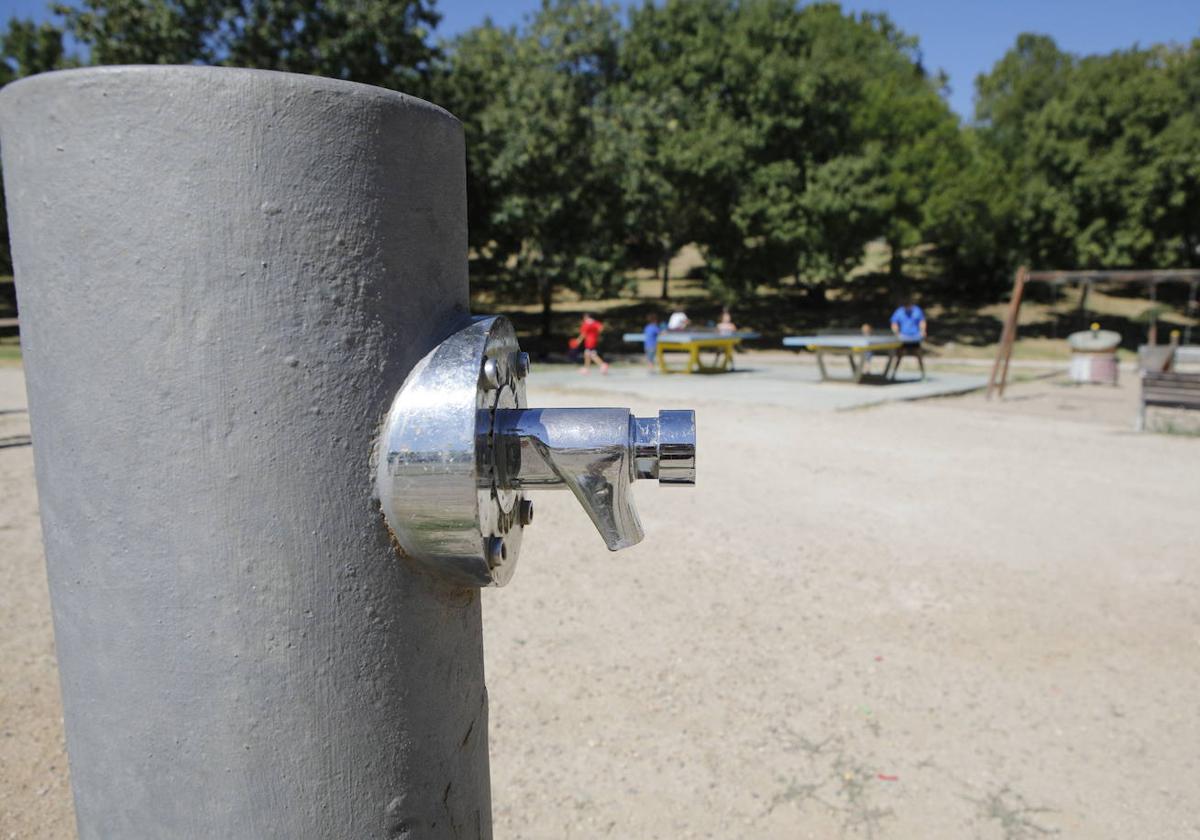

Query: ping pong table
left=625, top=330, right=761, bottom=374
left=783, top=334, right=922, bottom=383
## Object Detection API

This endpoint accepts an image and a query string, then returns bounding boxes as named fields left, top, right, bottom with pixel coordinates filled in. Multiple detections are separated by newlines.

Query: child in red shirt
left=576, top=313, right=609, bottom=374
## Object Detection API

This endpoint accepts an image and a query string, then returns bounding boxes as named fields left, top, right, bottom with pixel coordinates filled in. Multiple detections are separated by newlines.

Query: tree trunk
left=888, top=237, right=903, bottom=280
left=660, top=250, right=671, bottom=300
left=540, top=275, right=554, bottom=341
left=1148, top=281, right=1158, bottom=345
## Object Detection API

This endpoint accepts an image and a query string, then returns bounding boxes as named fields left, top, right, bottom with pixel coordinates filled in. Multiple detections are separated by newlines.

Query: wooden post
left=1148, top=281, right=1159, bottom=345
left=987, top=267, right=1028, bottom=399
left=1186, top=281, right=1198, bottom=346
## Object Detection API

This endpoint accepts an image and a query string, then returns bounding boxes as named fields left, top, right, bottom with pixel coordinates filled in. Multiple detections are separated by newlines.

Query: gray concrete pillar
left=0, top=66, right=490, bottom=838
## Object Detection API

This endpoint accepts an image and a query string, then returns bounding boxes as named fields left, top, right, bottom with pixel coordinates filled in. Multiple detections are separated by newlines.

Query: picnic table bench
left=624, top=330, right=760, bottom=374
left=1137, top=371, right=1200, bottom=431
left=1172, top=346, right=1200, bottom=367
left=782, top=334, right=923, bottom=383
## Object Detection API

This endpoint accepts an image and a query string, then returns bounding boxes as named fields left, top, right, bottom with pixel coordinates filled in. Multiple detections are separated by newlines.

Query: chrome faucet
left=493, top=407, right=695, bottom=550
left=376, top=316, right=696, bottom=587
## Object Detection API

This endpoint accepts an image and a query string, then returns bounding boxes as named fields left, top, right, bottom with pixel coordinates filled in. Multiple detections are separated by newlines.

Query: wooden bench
left=1138, top=372, right=1200, bottom=431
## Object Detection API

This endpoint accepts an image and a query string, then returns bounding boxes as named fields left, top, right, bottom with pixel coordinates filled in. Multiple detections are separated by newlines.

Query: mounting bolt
left=481, top=357, right=501, bottom=389
left=511, top=352, right=531, bottom=379
left=486, top=537, right=506, bottom=569
left=518, top=499, right=534, bottom=526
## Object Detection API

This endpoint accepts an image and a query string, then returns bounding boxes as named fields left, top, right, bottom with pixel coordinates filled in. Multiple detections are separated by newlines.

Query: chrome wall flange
left=376, top=315, right=526, bottom=586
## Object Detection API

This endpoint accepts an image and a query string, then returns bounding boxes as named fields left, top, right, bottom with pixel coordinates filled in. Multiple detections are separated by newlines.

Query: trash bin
left=1067, top=323, right=1120, bottom=384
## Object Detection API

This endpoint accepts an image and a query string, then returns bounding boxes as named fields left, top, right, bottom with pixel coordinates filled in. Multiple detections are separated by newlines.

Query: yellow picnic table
left=626, top=330, right=760, bottom=374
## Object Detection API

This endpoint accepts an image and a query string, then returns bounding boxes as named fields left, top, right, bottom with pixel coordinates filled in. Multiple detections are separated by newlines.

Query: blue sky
left=3, top=0, right=1197, bottom=118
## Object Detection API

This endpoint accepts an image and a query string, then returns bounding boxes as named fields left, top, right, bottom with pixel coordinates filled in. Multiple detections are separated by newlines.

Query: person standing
left=577, top=313, right=609, bottom=374
left=643, top=312, right=661, bottom=371
left=667, top=310, right=690, bottom=331
left=889, top=299, right=927, bottom=379
left=860, top=323, right=876, bottom=376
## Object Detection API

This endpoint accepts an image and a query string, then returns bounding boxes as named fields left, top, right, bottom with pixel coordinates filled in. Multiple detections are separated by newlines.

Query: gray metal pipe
left=0, top=66, right=490, bottom=838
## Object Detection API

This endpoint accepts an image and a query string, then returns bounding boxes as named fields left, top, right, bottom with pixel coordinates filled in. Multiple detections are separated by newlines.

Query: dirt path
left=2, top=367, right=1197, bottom=838
left=0, top=373, right=72, bottom=839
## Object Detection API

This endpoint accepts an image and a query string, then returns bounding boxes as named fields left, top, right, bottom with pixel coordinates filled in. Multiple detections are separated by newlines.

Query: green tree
left=1, top=18, right=75, bottom=278
left=920, top=127, right=1016, bottom=293
left=617, top=0, right=733, bottom=299
left=845, top=16, right=963, bottom=280
left=55, top=0, right=439, bottom=89
left=621, top=1, right=954, bottom=302
left=54, top=0, right=212, bottom=64
left=1158, top=40, right=1200, bottom=266
left=974, top=33, right=1071, bottom=161
left=435, top=1, right=629, bottom=338
left=1, top=18, right=71, bottom=78
left=0, top=0, right=439, bottom=278
left=976, top=35, right=1200, bottom=271
left=595, top=81, right=692, bottom=298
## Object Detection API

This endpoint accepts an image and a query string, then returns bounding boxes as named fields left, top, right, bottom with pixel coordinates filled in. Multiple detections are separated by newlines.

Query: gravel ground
left=2, top=364, right=1198, bottom=839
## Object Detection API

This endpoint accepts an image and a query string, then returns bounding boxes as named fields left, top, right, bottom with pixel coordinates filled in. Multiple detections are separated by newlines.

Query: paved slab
left=530, top=355, right=987, bottom=411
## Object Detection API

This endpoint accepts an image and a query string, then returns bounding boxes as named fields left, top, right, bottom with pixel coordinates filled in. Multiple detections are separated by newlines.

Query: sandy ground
left=2, top=361, right=1198, bottom=839
left=0, top=368, right=72, bottom=840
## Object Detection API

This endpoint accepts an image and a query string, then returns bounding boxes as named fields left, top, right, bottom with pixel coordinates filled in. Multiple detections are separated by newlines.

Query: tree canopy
left=1, top=0, right=1197, bottom=327
left=975, top=36, right=1200, bottom=272
left=431, top=2, right=628, bottom=337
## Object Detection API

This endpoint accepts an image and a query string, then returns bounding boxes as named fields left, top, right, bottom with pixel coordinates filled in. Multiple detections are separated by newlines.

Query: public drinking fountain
left=0, top=64, right=696, bottom=837
left=377, top=314, right=697, bottom=587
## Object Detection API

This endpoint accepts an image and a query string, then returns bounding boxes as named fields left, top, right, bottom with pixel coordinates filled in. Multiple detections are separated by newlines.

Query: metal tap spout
left=493, top=408, right=696, bottom=551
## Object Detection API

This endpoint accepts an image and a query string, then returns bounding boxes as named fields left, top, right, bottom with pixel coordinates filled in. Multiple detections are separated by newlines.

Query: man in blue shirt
left=889, top=300, right=927, bottom=379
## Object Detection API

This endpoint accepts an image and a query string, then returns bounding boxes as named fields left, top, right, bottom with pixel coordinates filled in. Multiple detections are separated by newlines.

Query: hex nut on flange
left=511, top=352, right=531, bottom=379
left=481, top=357, right=501, bottom=389
left=486, top=537, right=506, bottom=569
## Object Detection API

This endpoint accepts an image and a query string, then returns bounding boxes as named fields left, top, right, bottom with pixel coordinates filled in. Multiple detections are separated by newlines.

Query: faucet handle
left=634, top=410, right=697, bottom=484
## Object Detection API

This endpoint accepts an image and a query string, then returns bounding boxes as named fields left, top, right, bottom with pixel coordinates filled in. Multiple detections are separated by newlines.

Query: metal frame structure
left=986, top=267, right=1200, bottom=399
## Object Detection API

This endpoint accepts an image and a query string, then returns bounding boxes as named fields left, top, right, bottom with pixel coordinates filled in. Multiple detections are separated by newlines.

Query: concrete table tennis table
left=783, top=334, right=917, bottom=383
left=624, top=330, right=761, bottom=374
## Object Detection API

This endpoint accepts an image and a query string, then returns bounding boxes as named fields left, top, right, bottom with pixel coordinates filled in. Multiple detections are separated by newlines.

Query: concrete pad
left=529, top=355, right=988, bottom=412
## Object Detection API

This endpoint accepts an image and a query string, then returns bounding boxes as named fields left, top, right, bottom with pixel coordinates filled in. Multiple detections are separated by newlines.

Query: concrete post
left=0, top=66, right=490, bottom=838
